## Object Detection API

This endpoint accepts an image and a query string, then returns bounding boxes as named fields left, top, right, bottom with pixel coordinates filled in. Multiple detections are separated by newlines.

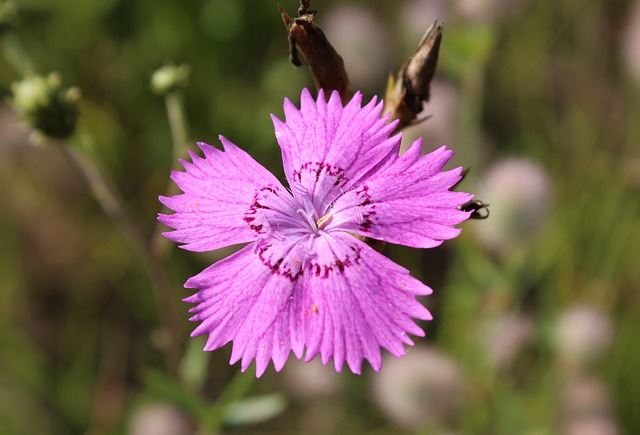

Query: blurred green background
left=1, top=0, right=639, bottom=433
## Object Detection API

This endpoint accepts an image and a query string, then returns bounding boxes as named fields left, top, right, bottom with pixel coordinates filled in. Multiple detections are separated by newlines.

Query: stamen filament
left=296, top=208, right=318, bottom=233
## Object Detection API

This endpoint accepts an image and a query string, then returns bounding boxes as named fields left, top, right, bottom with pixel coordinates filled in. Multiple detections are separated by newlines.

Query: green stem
left=197, top=370, right=256, bottom=434
left=66, top=132, right=182, bottom=378
left=151, top=90, right=190, bottom=255
left=166, top=91, right=189, bottom=157
left=2, top=33, right=34, bottom=76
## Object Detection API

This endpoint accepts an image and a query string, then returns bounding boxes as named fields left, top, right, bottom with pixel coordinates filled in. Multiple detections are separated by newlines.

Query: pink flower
left=159, top=89, right=472, bottom=376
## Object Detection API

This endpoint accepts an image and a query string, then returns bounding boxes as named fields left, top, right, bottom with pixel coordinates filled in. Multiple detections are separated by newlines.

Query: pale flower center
left=294, top=195, right=333, bottom=236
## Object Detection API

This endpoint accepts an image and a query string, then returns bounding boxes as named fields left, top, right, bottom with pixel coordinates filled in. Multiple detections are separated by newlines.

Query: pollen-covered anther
left=316, top=213, right=332, bottom=229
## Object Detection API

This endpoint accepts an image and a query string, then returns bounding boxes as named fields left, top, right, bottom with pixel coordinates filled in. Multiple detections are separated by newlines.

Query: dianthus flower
left=159, top=89, right=472, bottom=376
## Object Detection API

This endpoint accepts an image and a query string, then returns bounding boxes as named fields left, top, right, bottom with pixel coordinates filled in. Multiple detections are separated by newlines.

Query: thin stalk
left=66, top=132, right=182, bottom=378
left=152, top=90, right=190, bottom=255
left=166, top=91, right=189, bottom=157
left=2, top=33, right=34, bottom=76
left=196, top=370, right=256, bottom=434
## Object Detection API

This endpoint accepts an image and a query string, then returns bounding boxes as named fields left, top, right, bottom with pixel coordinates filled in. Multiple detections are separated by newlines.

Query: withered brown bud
left=279, top=1, right=350, bottom=104
left=384, top=21, right=443, bottom=133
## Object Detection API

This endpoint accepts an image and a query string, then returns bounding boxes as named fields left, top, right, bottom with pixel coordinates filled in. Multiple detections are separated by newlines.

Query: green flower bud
left=10, top=72, right=80, bottom=140
left=151, top=64, right=190, bottom=95
left=11, top=74, right=51, bottom=113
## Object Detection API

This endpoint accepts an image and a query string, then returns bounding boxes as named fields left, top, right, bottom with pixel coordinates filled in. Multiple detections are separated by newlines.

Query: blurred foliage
left=1, top=0, right=639, bottom=434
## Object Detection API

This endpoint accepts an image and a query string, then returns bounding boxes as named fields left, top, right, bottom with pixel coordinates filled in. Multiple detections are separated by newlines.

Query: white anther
left=316, top=214, right=332, bottom=229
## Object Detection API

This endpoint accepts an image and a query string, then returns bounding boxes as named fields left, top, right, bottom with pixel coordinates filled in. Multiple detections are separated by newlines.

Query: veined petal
left=271, top=89, right=400, bottom=208
left=158, top=137, right=285, bottom=252
left=298, top=233, right=432, bottom=374
left=332, top=141, right=473, bottom=248
left=186, top=233, right=431, bottom=376
left=185, top=243, right=299, bottom=377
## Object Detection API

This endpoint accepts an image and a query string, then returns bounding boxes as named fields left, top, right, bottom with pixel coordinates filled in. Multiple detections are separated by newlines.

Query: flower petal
left=185, top=242, right=299, bottom=377
left=185, top=233, right=431, bottom=376
left=158, top=137, right=284, bottom=252
left=331, top=141, right=473, bottom=248
left=271, top=89, right=400, bottom=209
left=299, top=233, right=432, bottom=374
left=165, top=88, right=474, bottom=377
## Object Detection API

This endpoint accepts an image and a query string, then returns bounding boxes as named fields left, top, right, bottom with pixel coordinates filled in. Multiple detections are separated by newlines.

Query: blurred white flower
left=554, top=305, right=614, bottom=366
left=320, top=5, right=392, bottom=89
left=454, top=0, right=525, bottom=24
left=128, top=402, right=192, bottom=435
left=473, top=158, right=552, bottom=255
left=563, top=415, right=619, bottom=435
left=561, top=376, right=612, bottom=417
left=480, top=313, right=534, bottom=371
left=281, top=357, right=342, bottom=400
left=373, top=347, right=464, bottom=429
left=621, top=0, right=640, bottom=86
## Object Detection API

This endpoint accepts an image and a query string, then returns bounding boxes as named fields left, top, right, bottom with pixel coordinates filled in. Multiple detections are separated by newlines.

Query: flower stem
left=197, top=370, right=256, bottom=434
left=66, top=131, right=182, bottom=378
left=2, top=33, right=34, bottom=76
left=151, top=90, right=190, bottom=255
left=166, top=91, right=189, bottom=157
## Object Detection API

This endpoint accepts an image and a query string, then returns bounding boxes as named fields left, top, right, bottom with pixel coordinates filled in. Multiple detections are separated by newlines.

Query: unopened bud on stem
left=10, top=72, right=80, bottom=141
left=151, top=63, right=190, bottom=96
